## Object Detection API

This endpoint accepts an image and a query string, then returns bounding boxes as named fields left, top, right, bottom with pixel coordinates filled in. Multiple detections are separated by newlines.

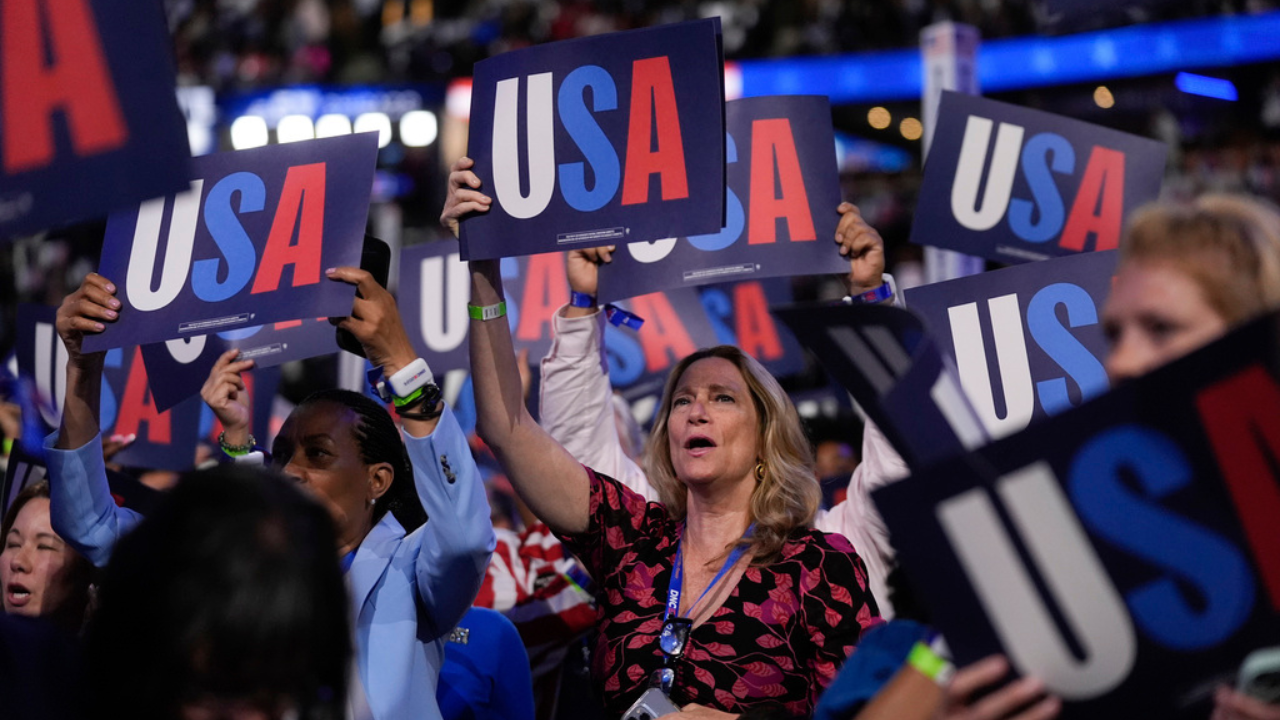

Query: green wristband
left=907, top=641, right=953, bottom=684
left=468, top=301, right=507, bottom=321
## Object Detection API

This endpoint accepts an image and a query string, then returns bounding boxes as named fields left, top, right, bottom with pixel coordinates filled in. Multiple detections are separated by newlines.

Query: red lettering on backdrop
left=251, top=163, right=327, bottom=294
left=632, top=292, right=696, bottom=373
left=734, top=282, right=783, bottom=361
left=1, top=0, right=128, bottom=173
left=114, top=348, right=170, bottom=443
left=748, top=118, right=815, bottom=245
left=621, top=57, right=689, bottom=205
left=208, top=373, right=255, bottom=442
left=1196, top=365, right=1280, bottom=612
left=515, top=253, right=569, bottom=341
left=1059, top=146, right=1125, bottom=252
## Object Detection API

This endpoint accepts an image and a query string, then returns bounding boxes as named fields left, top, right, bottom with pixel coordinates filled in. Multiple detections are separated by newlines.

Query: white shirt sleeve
left=814, top=419, right=909, bottom=619
left=539, top=305, right=657, bottom=501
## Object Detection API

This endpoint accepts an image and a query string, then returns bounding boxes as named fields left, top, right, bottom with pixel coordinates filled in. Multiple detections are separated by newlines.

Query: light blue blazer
left=46, top=404, right=495, bottom=720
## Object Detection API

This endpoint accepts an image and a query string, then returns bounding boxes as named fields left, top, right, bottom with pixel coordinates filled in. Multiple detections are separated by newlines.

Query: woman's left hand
left=326, top=266, right=418, bottom=376
left=835, top=202, right=886, bottom=294
left=664, top=704, right=738, bottom=719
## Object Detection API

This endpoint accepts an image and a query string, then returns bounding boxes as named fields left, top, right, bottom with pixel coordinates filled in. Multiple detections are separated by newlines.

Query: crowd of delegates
left=3, top=155, right=1280, bottom=720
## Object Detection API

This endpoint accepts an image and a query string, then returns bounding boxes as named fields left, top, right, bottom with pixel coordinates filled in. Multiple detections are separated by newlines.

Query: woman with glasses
left=444, top=158, right=881, bottom=720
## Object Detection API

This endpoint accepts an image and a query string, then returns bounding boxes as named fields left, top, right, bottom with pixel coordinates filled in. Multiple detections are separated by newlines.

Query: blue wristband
left=604, top=304, right=645, bottom=331
left=570, top=291, right=597, bottom=308
left=844, top=281, right=894, bottom=305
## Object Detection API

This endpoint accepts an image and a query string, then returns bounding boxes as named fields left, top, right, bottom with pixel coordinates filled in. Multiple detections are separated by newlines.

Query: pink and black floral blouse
left=558, top=468, right=881, bottom=718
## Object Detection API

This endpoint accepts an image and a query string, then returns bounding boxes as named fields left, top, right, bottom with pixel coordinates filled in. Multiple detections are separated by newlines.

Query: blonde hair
left=642, top=346, right=820, bottom=566
left=1121, top=194, right=1280, bottom=325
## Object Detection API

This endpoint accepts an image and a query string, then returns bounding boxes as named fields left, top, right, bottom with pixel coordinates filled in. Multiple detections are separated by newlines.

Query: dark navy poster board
left=912, top=92, right=1166, bottom=264
left=873, top=312, right=1280, bottom=718
left=16, top=304, right=201, bottom=471
left=0, top=0, right=190, bottom=238
left=600, top=95, right=846, bottom=302
left=460, top=18, right=726, bottom=261
left=87, top=133, right=379, bottom=352
left=773, top=302, right=988, bottom=470
left=903, top=250, right=1117, bottom=440
left=139, top=320, right=332, bottom=412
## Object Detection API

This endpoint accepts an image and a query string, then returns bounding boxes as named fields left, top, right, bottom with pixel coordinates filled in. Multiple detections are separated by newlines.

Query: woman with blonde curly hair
left=444, top=157, right=880, bottom=720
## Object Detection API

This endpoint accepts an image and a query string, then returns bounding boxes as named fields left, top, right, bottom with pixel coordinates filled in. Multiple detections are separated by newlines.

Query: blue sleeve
left=403, top=404, right=496, bottom=641
left=43, top=431, right=143, bottom=568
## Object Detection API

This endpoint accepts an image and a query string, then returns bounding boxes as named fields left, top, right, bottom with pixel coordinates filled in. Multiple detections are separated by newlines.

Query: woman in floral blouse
left=444, top=157, right=881, bottom=719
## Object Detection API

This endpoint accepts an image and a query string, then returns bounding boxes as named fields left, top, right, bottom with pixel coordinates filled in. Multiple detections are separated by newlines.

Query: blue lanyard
left=664, top=523, right=754, bottom=622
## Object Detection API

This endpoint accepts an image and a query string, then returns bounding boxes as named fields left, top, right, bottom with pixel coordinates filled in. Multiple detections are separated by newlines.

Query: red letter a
left=1059, top=146, right=1125, bottom=252
left=252, top=163, right=327, bottom=294
left=748, top=118, right=815, bottom=245
left=734, top=282, right=784, bottom=361
left=515, top=253, right=569, bottom=342
left=1197, top=365, right=1280, bottom=611
left=114, top=348, right=171, bottom=444
left=632, top=292, right=697, bottom=373
left=2, top=0, right=128, bottom=173
left=621, top=57, right=689, bottom=205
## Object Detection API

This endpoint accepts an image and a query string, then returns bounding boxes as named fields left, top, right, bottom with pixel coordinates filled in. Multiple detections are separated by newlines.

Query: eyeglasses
left=650, top=617, right=693, bottom=694
left=658, top=617, right=692, bottom=661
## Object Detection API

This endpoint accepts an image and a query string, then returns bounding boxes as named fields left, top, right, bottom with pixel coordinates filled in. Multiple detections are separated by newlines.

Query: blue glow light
left=1175, top=72, right=1239, bottom=100
left=738, top=11, right=1280, bottom=103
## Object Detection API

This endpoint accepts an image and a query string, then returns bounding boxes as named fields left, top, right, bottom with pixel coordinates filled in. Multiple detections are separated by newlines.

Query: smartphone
left=335, top=234, right=392, bottom=358
left=1238, top=647, right=1280, bottom=705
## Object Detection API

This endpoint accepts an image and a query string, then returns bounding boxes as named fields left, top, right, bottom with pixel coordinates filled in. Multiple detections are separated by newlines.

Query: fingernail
left=125, top=434, right=136, bottom=443
left=109, top=299, right=120, bottom=309
left=482, top=196, right=491, bottom=203
left=105, top=283, right=115, bottom=292
left=94, top=323, right=104, bottom=331
left=325, top=267, right=337, bottom=275
left=105, top=310, right=117, bottom=319
left=109, top=434, right=125, bottom=443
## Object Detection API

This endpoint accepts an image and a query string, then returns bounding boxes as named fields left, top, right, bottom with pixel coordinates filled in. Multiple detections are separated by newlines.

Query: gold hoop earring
left=755, top=462, right=765, bottom=481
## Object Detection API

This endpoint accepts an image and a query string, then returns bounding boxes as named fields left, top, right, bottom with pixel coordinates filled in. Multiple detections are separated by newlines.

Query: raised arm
left=539, top=247, right=655, bottom=500
left=46, top=274, right=142, bottom=566
left=328, top=259, right=493, bottom=633
left=444, top=157, right=592, bottom=536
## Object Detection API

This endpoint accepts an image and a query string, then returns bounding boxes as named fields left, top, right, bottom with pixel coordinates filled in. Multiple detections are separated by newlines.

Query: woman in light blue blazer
left=47, top=268, right=495, bottom=720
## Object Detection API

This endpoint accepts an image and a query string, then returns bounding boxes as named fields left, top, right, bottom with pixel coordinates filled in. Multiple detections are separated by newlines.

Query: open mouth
left=5, top=583, right=31, bottom=607
left=685, top=436, right=716, bottom=451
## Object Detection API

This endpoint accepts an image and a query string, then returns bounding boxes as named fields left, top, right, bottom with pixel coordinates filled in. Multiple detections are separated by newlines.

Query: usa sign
left=903, top=250, right=1117, bottom=439
left=0, top=0, right=190, bottom=238
left=17, top=304, right=201, bottom=471
left=460, top=19, right=726, bottom=261
left=912, top=92, right=1166, bottom=264
left=86, top=133, right=379, bottom=352
left=874, top=311, right=1280, bottom=718
left=600, top=95, right=846, bottom=302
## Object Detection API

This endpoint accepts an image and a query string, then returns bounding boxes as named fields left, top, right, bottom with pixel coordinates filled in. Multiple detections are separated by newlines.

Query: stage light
left=1094, top=86, right=1115, bottom=108
left=316, top=114, right=353, bottom=138
left=900, top=117, right=923, bottom=141
left=230, top=116, right=268, bottom=149
left=400, top=110, right=439, bottom=147
left=276, top=114, right=315, bottom=143
left=355, top=112, right=393, bottom=147
left=1175, top=72, right=1239, bottom=101
left=868, top=107, right=891, bottom=129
